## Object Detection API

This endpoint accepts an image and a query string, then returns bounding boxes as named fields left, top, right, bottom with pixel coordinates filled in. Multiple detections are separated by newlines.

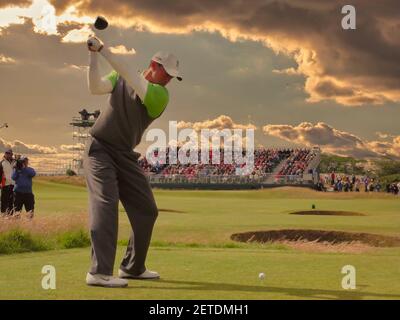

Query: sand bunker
left=290, top=210, right=365, bottom=216
left=231, top=229, right=400, bottom=248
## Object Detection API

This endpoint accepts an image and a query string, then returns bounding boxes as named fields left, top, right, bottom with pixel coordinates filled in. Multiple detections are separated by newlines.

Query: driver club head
left=94, top=16, right=108, bottom=30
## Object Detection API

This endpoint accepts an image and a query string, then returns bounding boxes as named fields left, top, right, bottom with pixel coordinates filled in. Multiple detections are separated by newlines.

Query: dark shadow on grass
left=128, top=279, right=400, bottom=300
left=159, top=208, right=187, bottom=214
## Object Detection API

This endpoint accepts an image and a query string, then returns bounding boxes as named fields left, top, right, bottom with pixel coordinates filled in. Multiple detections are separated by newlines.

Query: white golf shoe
left=118, top=269, right=160, bottom=280
left=86, top=273, right=128, bottom=288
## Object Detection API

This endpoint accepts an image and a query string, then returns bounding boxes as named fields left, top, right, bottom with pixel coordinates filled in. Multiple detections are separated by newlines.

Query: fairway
left=0, top=178, right=399, bottom=300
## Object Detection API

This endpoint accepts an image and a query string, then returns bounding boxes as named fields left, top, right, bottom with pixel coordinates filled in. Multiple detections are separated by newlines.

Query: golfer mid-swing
left=85, top=35, right=181, bottom=287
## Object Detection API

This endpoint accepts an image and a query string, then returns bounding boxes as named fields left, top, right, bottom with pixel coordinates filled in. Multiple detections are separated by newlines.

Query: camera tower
left=69, top=109, right=100, bottom=175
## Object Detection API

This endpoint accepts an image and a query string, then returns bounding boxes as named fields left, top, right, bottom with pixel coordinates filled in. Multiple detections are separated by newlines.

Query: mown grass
left=0, top=178, right=399, bottom=299
left=1, top=246, right=400, bottom=300
left=117, top=239, right=290, bottom=251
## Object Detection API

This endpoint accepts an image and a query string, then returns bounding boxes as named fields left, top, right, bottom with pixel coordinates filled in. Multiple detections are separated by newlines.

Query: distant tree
left=318, top=154, right=367, bottom=175
left=376, top=160, right=400, bottom=177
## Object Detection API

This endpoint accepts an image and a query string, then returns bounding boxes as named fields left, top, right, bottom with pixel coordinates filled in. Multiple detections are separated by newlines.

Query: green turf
left=0, top=179, right=399, bottom=299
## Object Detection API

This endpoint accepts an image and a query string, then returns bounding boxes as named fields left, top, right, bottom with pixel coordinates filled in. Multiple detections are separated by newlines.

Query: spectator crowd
left=139, top=147, right=315, bottom=179
left=318, top=171, right=400, bottom=195
left=278, top=149, right=316, bottom=176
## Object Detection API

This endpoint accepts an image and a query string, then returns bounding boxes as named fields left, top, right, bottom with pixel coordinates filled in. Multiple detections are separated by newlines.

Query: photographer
left=12, top=156, right=36, bottom=218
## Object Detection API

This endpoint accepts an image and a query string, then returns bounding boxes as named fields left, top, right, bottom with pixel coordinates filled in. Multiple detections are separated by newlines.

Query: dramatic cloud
left=177, top=115, right=256, bottom=131
left=109, top=45, right=136, bottom=55
left=263, top=122, right=400, bottom=159
left=0, top=138, right=57, bottom=154
left=0, top=138, right=83, bottom=155
left=0, top=0, right=30, bottom=9
left=0, top=54, right=16, bottom=64
left=1, top=0, right=399, bottom=157
left=61, top=24, right=91, bottom=43
left=29, top=0, right=399, bottom=107
left=376, top=132, right=395, bottom=140
left=60, top=143, right=84, bottom=152
left=1, top=0, right=399, bottom=106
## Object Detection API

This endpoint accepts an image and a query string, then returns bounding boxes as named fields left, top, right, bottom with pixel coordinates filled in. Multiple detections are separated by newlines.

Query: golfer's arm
left=100, top=46, right=147, bottom=100
left=88, top=52, right=113, bottom=95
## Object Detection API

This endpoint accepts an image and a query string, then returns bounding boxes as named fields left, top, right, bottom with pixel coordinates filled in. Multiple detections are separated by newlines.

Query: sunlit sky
left=0, top=0, right=399, bottom=159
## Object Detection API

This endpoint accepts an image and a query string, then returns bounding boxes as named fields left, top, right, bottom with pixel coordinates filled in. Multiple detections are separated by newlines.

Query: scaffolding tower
left=69, top=109, right=100, bottom=174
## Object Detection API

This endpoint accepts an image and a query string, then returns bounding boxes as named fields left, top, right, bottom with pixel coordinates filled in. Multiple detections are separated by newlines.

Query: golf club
left=88, top=16, right=108, bottom=49
left=94, top=16, right=108, bottom=30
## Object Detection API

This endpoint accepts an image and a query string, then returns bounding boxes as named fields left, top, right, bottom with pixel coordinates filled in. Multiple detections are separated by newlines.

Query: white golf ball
left=259, top=272, right=265, bottom=280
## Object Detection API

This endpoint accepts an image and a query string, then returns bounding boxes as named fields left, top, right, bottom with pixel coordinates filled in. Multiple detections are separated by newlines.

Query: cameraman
left=12, top=156, right=36, bottom=217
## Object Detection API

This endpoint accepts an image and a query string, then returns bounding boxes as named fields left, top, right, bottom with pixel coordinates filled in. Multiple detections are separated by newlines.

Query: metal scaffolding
left=69, top=109, right=99, bottom=174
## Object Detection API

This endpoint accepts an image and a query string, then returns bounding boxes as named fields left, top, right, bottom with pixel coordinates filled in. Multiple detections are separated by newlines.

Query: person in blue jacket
left=12, top=156, right=36, bottom=217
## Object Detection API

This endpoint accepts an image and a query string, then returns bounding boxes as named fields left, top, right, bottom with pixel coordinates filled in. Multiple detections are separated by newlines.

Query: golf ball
left=259, top=272, right=265, bottom=280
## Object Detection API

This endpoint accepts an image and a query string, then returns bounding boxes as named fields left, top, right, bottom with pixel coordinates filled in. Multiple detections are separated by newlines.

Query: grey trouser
left=83, top=137, right=158, bottom=276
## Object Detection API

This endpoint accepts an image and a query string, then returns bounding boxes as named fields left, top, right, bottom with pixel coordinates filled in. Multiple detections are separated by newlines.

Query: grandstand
left=140, top=147, right=321, bottom=189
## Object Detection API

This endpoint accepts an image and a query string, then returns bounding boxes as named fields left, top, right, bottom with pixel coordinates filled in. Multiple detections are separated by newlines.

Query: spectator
left=354, top=179, right=360, bottom=192
left=12, top=156, right=36, bottom=218
left=331, top=171, right=336, bottom=185
left=0, top=149, right=15, bottom=215
left=364, top=177, right=369, bottom=192
left=390, top=182, right=399, bottom=195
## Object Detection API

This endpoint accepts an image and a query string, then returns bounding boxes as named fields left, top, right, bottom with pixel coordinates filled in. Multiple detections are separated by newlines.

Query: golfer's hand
left=87, top=36, right=104, bottom=52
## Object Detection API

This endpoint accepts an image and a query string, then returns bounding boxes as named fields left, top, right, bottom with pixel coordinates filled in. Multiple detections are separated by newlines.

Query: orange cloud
left=1, top=0, right=400, bottom=106
left=0, top=138, right=57, bottom=154
left=177, top=115, right=256, bottom=132
left=263, top=122, right=400, bottom=159
left=59, top=143, right=84, bottom=152
left=0, top=54, right=17, bottom=64
left=109, top=45, right=136, bottom=55
left=0, top=0, right=30, bottom=8
left=43, top=0, right=400, bottom=106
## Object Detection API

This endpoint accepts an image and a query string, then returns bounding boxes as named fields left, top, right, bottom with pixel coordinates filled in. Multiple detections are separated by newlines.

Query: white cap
left=151, top=51, right=182, bottom=81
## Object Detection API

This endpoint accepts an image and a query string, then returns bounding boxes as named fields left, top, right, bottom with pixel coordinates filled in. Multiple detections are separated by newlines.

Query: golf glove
left=87, top=36, right=104, bottom=52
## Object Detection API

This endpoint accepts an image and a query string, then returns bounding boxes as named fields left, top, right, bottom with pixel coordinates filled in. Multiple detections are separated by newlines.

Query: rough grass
left=0, top=213, right=87, bottom=235
left=231, top=229, right=400, bottom=248
left=0, top=214, right=90, bottom=254
left=57, top=229, right=91, bottom=249
left=281, top=240, right=373, bottom=254
left=0, top=230, right=50, bottom=254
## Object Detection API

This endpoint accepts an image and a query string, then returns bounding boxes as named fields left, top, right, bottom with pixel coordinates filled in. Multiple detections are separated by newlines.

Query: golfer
left=84, top=35, right=181, bottom=288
